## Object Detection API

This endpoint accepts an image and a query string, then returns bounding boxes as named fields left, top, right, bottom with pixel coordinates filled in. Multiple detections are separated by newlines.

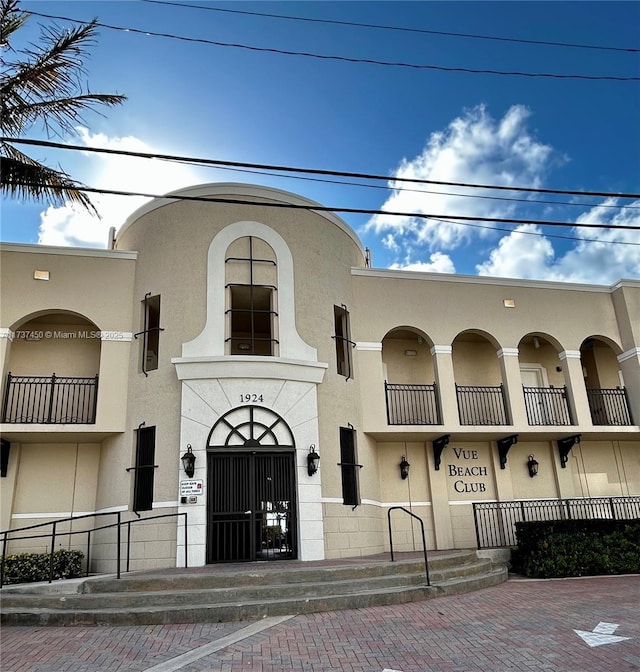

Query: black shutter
left=339, top=426, right=360, bottom=507
left=0, top=439, right=10, bottom=477
left=133, top=426, right=156, bottom=511
left=333, top=305, right=353, bottom=379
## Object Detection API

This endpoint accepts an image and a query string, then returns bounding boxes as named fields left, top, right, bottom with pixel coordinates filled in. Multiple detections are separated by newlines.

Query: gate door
left=206, top=406, right=297, bottom=563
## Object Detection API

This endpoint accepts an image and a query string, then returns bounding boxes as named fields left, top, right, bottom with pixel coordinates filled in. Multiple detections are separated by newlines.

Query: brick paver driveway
left=2, top=575, right=639, bottom=671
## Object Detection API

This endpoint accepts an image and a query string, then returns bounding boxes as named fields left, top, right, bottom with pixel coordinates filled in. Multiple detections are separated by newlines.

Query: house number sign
left=240, top=394, right=264, bottom=403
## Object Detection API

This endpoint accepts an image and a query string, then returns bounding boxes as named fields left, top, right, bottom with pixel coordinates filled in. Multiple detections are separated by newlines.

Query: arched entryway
left=206, top=405, right=297, bottom=563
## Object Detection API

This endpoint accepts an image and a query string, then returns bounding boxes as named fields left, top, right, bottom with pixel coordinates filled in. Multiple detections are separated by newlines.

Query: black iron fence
left=456, top=384, right=509, bottom=425
left=2, top=373, right=98, bottom=424
left=587, top=388, right=634, bottom=426
left=385, top=382, right=441, bottom=425
left=473, top=496, right=640, bottom=548
left=523, top=386, right=573, bottom=425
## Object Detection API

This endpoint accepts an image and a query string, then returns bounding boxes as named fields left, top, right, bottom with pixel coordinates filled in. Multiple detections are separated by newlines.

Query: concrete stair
left=0, top=550, right=508, bottom=626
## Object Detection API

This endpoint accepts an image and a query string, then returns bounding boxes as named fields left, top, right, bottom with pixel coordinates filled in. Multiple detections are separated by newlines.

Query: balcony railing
left=2, top=373, right=99, bottom=424
left=456, top=384, right=509, bottom=425
left=385, top=382, right=441, bottom=425
left=523, top=386, right=573, bottom=425
left=586, top=388, right=634, bottom=426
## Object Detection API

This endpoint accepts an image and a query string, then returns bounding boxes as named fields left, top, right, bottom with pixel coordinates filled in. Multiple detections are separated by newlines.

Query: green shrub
left=512, top=519, right=640, bottom=578
left=2, top=549, right=84, bottom=584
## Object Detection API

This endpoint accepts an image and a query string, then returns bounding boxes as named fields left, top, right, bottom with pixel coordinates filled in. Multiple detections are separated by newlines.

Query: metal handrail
left=387, top=506, right=430, bottom=586
left=0, top=511, right=188, bottom=587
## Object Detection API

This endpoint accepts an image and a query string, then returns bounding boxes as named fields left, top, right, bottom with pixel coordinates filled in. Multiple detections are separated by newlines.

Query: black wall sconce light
left=527, top=454, right=539, bottom=478
left=307, top=444, right=320, bottom=476
left=399, top=455, right=411, bottom=480
left=181, top=444, right=196, bottom=478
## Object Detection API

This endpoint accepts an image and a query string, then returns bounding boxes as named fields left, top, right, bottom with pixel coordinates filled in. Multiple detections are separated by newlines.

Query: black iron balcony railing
left=456, top=384, right=509, bottom=425
left=523, top=386, right=573, bottom=425
left=2, top=373, right=98, bottom=424
left=385, top=382, right=441, bottom=425
left=586, top=387, right=634, bottom=426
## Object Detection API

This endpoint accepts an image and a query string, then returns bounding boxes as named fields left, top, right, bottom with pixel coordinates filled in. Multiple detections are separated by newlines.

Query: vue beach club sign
left=447, top=447, right=489, bottom=494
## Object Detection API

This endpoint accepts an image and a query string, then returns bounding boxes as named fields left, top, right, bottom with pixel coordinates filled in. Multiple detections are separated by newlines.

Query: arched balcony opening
left=2, top=311, right=101, bottom=424
left=381, top=328, right=440, bottom=425
left=518, top=333, right=573, bottom=426
left=581, top=337, right=633, bottom=426
left=452, top=331, right=508, bottom=425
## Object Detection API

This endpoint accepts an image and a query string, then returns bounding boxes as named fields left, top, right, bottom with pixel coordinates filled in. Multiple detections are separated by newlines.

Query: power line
left=201, top=163, right=640, bottom=212
left=11, top=180, right=640, bottom=232
left=23, top=9, right=640, bottom=82
left=142, top=0, right=639, bottom=54
left=427, top=218, right=640, bottom=247
left=5, top=137, right=640, bottom=201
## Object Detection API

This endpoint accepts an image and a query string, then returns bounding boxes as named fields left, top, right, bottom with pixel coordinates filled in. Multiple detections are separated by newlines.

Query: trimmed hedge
left=512, top=519, right=640, bottom=578
left=2, top=549, right=84, bottom=585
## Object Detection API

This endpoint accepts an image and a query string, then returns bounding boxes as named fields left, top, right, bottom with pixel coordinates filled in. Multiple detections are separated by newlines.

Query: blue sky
left=2, top=1, right=639, bottom=283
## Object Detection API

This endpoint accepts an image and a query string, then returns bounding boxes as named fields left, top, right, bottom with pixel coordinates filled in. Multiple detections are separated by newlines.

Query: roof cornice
left=352, top=267, right=639, bottom=293
left=0, top=242, right=137, bottom=260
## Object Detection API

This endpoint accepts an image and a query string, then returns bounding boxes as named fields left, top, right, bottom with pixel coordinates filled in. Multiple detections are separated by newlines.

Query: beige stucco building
left=1, top=183, right=639, bottom=571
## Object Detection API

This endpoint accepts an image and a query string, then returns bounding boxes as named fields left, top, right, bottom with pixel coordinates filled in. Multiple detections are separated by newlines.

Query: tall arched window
left=225, top=236, right=278, bottom=356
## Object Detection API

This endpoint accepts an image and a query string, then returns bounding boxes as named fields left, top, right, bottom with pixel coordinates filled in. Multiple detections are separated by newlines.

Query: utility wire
left=142, top=0, right=639, bottom=54
left=426, top=218, right=640, bottom=247
left=23, top=9, right=640, bottom=82
left=12, top=180, right=640, bottom=232
left=200, top=163, right=640, bottom=211
left=6, top=137, right=640, bottom=201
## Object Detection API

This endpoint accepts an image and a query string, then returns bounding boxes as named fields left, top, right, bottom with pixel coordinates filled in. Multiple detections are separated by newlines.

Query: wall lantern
left=181, top=444, right=196, bottom=478
left=399, top=455, right=411, bottom=480
left=527, top=454, right=539, bottom=478
left=307, top=445, right=320, bottom=476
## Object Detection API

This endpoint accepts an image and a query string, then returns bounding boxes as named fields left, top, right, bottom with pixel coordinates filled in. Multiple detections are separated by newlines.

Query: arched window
left=225, top=236, right=278, bottom=356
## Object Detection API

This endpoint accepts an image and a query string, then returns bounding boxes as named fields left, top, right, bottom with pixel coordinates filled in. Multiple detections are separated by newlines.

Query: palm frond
left=0, top=0, right=27, bottom=50
left=0, top=0, right=125, bottom=215
left=1, top=142, right=99, bottom=216
left=1, top=92, right=127, bottom=135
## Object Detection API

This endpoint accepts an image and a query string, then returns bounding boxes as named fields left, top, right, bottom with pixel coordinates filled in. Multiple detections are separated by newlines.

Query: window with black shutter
left=339, top=425, right=360, bottom=507
left=135, top=293, right=163, bottom=376
left=333, top=305, right=354, bottom=379
left=1, top=439, right=10, bottom=477
left=133, top=425, right=156, bottom=512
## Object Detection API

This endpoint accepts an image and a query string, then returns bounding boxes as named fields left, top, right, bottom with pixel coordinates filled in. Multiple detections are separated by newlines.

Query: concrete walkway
left=1, top=574, right=638, bottom=671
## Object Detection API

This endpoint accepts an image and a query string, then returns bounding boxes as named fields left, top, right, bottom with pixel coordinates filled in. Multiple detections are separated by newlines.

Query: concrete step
left=78, top=550, right=480, bottom=594
left=0, top=552, right=508, bottom=626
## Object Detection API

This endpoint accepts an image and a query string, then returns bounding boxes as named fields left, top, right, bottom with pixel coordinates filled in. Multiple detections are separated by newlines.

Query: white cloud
left=382, top=233, right=400, bottom=252
left=475, top=224, right=556, bottom=280
left=368, top=105, right=554, bottom=257
left=476, top=199, right=640, bottom=283
left=390, top=251, right=456, bottom=274
left=38, top=128, right=204, bottom=247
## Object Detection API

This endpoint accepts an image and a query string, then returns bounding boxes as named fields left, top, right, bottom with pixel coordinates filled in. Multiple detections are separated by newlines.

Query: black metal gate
left=206, top=406, right=297, bottom=563
left=207, top=451, right=296, bottom=562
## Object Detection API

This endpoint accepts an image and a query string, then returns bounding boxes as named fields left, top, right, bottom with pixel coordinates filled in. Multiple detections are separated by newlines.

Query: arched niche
left=381, top=327, right=434, bottom=384
left=7, top=310, right=101, bottom=378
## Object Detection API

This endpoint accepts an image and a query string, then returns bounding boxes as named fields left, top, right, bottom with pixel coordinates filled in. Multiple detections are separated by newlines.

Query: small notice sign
left=180, top=479, right=203, bottom=496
